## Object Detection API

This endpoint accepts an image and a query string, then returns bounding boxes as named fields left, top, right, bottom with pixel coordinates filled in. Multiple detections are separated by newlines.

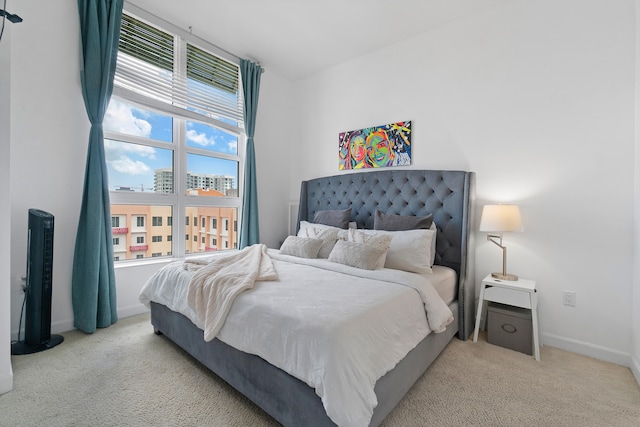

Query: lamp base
left=491, top=272, right=519, bottom=281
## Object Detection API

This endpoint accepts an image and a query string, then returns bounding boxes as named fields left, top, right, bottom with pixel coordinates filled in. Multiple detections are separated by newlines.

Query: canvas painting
left=339, top=121, right=411, bottom=170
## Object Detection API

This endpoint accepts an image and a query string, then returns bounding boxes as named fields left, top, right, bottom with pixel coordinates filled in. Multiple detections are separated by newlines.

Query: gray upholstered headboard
left=296, top=169, right=476, bottom=340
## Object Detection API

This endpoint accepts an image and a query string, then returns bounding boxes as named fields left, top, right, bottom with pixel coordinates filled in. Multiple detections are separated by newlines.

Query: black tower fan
left=11, top=209, right=63, bottom=355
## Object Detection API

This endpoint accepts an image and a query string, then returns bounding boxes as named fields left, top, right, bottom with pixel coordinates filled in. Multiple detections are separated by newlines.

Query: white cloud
left=109, top=155, right=151, bottom=175
left=187, top=129, right=216, bottom=147
left=104, top=139, right=156, bottom=160
left=227, top=140, right=237, bottom=152
left=104, top=99, right=152, bottom=138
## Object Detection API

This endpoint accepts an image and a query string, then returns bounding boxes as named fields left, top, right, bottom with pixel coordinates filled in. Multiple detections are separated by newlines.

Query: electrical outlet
left=563, top=291, right=576, bottom=306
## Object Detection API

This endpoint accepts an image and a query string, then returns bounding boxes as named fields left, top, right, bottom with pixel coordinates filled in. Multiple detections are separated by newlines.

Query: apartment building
left=154, top=168, right=235, bottom=196
left=111, top=204, right=237, bottom=261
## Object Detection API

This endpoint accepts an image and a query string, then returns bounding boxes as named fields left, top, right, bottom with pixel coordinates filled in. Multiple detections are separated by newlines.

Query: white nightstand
left=473, top=274, right=541, bottom=361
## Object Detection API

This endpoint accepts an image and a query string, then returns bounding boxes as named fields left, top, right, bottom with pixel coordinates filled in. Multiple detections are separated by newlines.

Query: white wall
left=291, top=0, right=637, bottom=366
left=252, top=70, right=298, bottom=249
left=0, top=12, right=14, bottom=395
left=9, top=0, right=87, bottom=337
left=633, top=0, right=640, bottom=386
left=8, top=0, right=294, bottom=337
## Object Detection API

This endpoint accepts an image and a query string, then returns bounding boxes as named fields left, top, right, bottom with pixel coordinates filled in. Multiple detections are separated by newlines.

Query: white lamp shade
left=479, top=204, right=523, bottom=232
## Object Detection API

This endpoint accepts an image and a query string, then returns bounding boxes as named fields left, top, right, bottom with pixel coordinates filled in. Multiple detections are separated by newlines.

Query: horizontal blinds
left=114, top=13, right=242, bottom=125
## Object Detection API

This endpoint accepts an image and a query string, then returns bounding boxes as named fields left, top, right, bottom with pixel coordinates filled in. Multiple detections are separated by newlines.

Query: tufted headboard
left=296, top=169, right=475, bottom=340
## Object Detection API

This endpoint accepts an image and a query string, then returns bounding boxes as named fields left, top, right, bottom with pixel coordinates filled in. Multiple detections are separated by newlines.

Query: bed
left=141, top=169, right=475, bottom=427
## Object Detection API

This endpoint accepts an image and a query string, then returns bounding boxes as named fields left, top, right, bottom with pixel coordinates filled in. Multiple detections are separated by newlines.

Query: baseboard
left=28, top=305, right=150, bottom=339
left=0, top=370, right=13, bottom=395
left=118, top=304, right=149, bottom=319
left=542, top=332, right=631, bottom=367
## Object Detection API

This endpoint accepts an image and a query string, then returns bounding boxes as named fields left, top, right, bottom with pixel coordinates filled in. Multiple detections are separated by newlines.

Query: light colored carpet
left=1, top=313, right=639, bottom=426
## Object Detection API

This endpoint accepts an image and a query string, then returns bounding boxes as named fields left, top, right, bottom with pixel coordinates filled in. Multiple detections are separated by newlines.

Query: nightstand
left=473, top=274, right=541, bottom=361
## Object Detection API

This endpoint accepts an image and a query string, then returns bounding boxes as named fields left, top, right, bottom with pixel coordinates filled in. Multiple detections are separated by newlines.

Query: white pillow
left=358, top=227, right=436, bottom=273
left=328, top=240, right=390, bottom=270
left=345, top=229, right=393, bottom=269
left=297, top=227, right=339, bottom=258
left=279, top=236, right=323, bottom=259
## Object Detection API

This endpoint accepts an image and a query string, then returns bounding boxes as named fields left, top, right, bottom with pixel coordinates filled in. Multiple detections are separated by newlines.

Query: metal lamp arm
left=486, top=233, right=510, bottom=279
left=486, top=232, right=504, bottom=249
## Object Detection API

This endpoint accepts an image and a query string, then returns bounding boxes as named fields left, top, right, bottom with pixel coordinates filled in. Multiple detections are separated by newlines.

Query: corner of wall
left=633, top=0, right=640, bottom=390
left=632, top=354, right=640, bottom=386
left=0, top=11, right=13, bottom=395
left=0, top=369, right=13, bottom=395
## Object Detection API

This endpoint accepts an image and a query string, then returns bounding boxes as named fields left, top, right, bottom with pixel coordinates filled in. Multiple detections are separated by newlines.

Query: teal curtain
left=72, top=0, right=123, bottom=333
left=239, top=59, right=263, bottom=248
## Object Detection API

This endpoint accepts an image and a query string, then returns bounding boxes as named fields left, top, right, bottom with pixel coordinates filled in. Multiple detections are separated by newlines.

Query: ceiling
left=127, top=0, right=508, bottom=81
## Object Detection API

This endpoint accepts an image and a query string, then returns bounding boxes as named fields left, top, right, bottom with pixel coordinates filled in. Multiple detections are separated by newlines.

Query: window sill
left=114, top=250, right=239, bottom=269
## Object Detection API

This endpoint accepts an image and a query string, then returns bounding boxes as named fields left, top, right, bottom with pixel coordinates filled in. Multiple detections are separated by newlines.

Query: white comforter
left=139, top=248, right=454, bottom=427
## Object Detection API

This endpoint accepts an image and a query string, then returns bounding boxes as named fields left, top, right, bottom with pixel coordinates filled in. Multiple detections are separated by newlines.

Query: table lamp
left=479, top=204, right=523, bottom=281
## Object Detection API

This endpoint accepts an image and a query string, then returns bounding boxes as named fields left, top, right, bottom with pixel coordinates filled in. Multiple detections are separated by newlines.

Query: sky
left=103, top=97, right=239, bottom=193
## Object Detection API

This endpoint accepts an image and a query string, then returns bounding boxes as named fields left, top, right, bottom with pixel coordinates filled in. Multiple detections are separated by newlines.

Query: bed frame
left=150, top=169, right=475, bottom=426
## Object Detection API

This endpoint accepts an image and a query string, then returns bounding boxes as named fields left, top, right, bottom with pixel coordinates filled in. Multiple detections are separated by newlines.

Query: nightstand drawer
left=483, top=286, right=532, bottom=309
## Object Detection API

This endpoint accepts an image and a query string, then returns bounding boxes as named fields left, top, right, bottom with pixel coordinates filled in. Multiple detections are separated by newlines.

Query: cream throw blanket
left=185, top=244, right=277, bottom=342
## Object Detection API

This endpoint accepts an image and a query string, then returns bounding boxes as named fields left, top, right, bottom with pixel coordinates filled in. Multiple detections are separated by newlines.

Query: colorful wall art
left=338, top=121, right=412, bottom=170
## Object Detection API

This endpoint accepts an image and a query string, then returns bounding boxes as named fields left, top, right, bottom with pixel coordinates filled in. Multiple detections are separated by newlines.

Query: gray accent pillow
left=279, top=236, right=323, bottom=259
left=345, top=229, right=393, bottom=269
left=297, top=227, right=340, bottom=258
left=328, top=240, right=389, bottom=271
left=313, top=208, right=352, bottom=229
left=373, top=210, right=433, bottom=231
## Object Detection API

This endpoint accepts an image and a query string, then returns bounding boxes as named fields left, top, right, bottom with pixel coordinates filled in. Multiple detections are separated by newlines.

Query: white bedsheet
left=139, top=249, right=454, bottom=427
left=430, top=265, right=458, bottom=305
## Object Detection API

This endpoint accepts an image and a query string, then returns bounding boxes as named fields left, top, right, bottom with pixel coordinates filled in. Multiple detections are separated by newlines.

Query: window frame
left=107, top=4, right=245, bottom=264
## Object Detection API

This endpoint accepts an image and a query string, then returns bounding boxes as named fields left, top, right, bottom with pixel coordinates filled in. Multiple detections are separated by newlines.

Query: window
left=137, top=236, right=144, bottom=244
left=113, top=237, right=120, bottom=245
left=201, top=217, right=205, bottom=228
left=212, top=218, right=217, bottom=229
left=112, top=217, right=120, bottom=227
left=104, top=9, right=243, bottom=262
